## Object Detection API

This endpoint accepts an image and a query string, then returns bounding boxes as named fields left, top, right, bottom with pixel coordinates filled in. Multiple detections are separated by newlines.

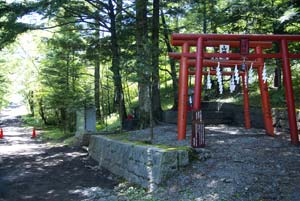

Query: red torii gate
left=169, top=34, right=300, bottom=145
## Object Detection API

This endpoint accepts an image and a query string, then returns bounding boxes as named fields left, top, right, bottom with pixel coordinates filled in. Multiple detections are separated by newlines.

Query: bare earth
left=0, top=104, right=117, bottom=201
left=1, top=103, right=300, bottom=201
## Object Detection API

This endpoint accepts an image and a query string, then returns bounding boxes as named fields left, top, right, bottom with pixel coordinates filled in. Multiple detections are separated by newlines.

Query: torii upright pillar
left=256, top=46, right=274, bottom=136
left=177, top=43, right=190, bottom=140
left=281, top=39, right=299, bottom=145
left=193, top=37, right=204, bottom=111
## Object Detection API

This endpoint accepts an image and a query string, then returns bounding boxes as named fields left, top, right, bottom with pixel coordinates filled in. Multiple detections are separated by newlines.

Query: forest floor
left=1, top=103, right=300, bottom=201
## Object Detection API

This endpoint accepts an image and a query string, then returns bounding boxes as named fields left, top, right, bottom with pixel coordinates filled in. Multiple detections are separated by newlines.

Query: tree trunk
left=38, top=98, right=48, bottom=125
left=136, top=0, right=151, bottom=128
left=151, top=0, right=162, bottom=121
left=28, top=90, right=35, bottom=116
left=60, top=108, right=67, bottom=134
left=203, top=0, right=207, bottom=33
left=108, top=0, right=127, bottom=126
left=272, top=1, right=285, bottom=89
left=161, top=10, right=178, bottom=109
left=94, top=59, right=101, bottom=119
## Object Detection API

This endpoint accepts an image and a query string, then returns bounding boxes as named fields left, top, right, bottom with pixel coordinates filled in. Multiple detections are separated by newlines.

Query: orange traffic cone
left=0, top=128, right=3, bottom=139
left=31, top=128, right=36, bottom=138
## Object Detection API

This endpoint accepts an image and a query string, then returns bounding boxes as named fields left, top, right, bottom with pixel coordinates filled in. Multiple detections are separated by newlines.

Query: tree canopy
left=0, top=0, right=299, bottom=132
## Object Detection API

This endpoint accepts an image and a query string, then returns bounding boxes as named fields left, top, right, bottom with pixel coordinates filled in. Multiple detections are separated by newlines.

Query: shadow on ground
left=0, top=145, right=117, bottom=201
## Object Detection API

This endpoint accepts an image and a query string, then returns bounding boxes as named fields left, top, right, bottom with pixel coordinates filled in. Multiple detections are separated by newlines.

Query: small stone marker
left=75, top=108, right=85, bottom=136
left=85, top=106, right=96, bottom=133
left=76, top=106, right=96, bottom=135
left=191, top=110, right=205, bottom=148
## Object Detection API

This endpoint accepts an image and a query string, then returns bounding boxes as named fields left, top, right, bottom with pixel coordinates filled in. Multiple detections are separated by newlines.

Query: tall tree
left=92, top=25, right=101, bottom=119
left=161, top=9, right=178, bottom=109
left=151, top=0, right=162, bottom=121
left=40, top=20, right=90, bottom=132
left=136, top=0, right=151, bottom=128
left=34, top=0, right=128, bottom=124
left=108, top=0, right=127, bottom=125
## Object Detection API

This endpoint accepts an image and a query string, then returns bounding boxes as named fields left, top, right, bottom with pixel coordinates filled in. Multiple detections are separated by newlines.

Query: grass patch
left=106, top=132, right=191, bottom=152
left=107, top=132, right=131, bottom=140
left=96, top=113, right=121, bottom=131
left=203, top=85, right=300, bottom=109
left=160, top=84, right=175, bottom=110
left=21, top=114, right=74, bottom=144
left=21, top=114, right=45, bottom=129
left=39, top=127, right=73, bottom=141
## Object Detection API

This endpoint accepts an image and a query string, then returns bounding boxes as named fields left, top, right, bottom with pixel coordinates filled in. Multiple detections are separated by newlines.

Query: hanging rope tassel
left=262, top=63, right=267, bottom=83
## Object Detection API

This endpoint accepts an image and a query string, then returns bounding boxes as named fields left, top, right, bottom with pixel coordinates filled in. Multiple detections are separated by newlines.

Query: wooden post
left=192, top=110, right=205, bottom=148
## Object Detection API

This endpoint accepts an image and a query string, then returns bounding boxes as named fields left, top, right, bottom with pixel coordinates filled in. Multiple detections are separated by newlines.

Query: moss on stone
left=105, top=133, right=191, bottom=152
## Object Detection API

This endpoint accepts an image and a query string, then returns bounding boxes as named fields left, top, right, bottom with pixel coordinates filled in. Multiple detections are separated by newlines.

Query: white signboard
left=220, top=44, right=230, bottom=53
left=219, top=44, right=229, bottom=60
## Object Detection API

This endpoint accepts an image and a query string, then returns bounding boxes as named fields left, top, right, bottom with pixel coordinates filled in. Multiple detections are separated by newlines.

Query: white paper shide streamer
left=206, top=69, right=212, bottom=89
left=248, top=63, right=254, bottom=84
left=234, top=64, right=239, bottom=84
left=230, top=75, right=236, bottom=93
left=262, top=63, right=267, bottom=83
left=244, top=72, right=248, bottom=89
left=216, top=62, right=223, bottom=94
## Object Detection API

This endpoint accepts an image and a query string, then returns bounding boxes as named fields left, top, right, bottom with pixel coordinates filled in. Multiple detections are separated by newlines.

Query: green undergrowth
left=21, top=114, right=44, bottom=129
left=96, top=113, right=121, bottom=132
left=21, top=114, right=75, bottom=145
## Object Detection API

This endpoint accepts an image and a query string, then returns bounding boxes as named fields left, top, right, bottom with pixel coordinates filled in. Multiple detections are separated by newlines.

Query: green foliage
left=160, top=84, right=175, bottom=110
left=120, top=186, right=160, bottom=201
left=21, top=114, right=44, bottom=128
left=21, top=114, right=73, bottom=143
left=0, top=72, right=9, bottom=109
left=0, top=1, right=39, bottom=50
left=38, top=20, right=93, bottom=131
left=269, top=88, right=287, bottom=107
left=39, top=127, right=72, bottom=141
left=96, top=113, right=121, bottom=131
left=1, top=0, right=300, bottom=134
left=0, top=44, right=18, bottom=109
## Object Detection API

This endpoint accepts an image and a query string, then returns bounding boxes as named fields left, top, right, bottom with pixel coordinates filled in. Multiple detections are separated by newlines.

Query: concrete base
left=163, top=102, right=265, bottom=128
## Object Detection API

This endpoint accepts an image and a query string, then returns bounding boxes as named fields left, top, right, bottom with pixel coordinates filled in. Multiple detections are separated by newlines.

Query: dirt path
left=0, top=104, right=117, bottom=201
